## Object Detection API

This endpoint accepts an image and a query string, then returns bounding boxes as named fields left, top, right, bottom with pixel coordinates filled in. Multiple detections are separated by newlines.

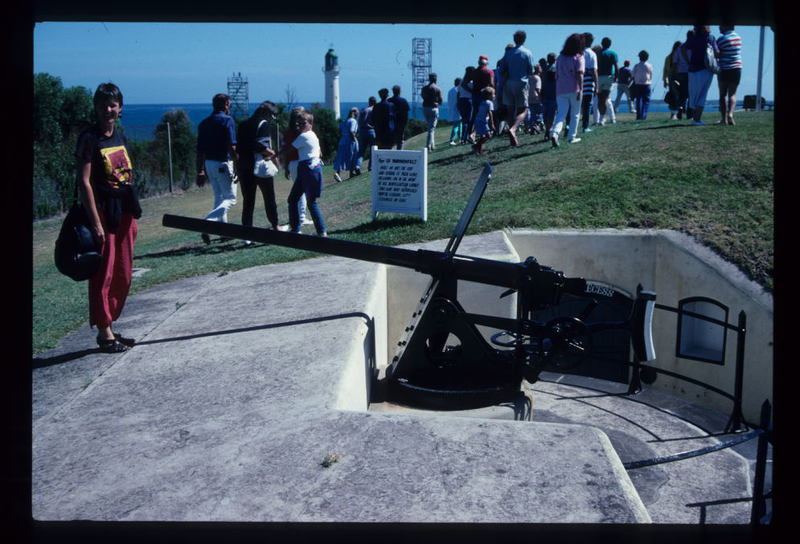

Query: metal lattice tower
left=411, top=38, right=432, bottom=120
left=227, top=72, right=249, bottom=120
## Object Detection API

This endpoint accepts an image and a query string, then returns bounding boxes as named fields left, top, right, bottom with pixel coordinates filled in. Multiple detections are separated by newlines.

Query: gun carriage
left=163, top=164, right=656, bottom=410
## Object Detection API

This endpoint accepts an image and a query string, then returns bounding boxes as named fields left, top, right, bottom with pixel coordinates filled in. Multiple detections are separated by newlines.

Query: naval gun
left=163, top=164, right=656, bottom=410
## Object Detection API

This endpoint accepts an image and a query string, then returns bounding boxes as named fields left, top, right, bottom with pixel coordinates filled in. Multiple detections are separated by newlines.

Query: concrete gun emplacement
left=163, top=164, right=656, bottom=410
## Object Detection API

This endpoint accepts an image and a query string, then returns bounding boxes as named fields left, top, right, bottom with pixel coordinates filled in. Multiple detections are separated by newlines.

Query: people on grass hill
left=500, top=30, right=536, bottom=147
left=287, top=111, right=327, bottom=237
left=580, top=33, right=598, bottom=134
left=196, top=93, right=238, bottom=245
left=388, top=85, right=410, bottom=149
left=550, top=32, right=585, bottom=147
left=717, top=25, right=742, bottom=126
left=372, top=88, right=395, bottom=150
left=448, top=77, right=463, bottom=145
left=663, top=41, right=682, bottom=120
left=597, top=37, right=619, bottom=126
left=237, top=100, right=285, bottom=245
left=614, top=59, right=636, bottom=115
left=420, top=73, right=443, bottom=151
left=333, top=107, right=360, bottom=182
left=357, top=96, right=376, bottom=171
left=77, top=82, right=142, bottom=353
left=472, top=87, right=496, bottom=154
left=632, top=50, right=654, bottom=120
left=683, top=25, right=720, bottom=126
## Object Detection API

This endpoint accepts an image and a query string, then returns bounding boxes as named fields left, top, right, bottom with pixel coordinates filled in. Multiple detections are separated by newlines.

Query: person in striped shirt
left=717, top=25, right=743, bottom=125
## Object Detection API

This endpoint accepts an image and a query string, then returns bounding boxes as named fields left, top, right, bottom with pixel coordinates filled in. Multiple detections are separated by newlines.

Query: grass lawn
left=32, top=110, right=774, bottom=354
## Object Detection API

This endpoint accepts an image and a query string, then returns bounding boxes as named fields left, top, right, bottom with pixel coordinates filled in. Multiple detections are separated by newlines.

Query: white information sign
left=371, top=147, right=427, bottom=221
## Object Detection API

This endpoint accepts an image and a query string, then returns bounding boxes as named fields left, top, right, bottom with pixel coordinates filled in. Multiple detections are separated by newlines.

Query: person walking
left=683, top=25, right=720, bottom=126
left=632, top=50, right=654, bottom=120
left=237, top=101, right=285, bottom=244
left=663, top=41, right=682, bottom=120
left=357, top=96, right=376, bottom=171
left=472, top=87, right=496, bottom=154
left=597, top=37, right=619, bottom=125
left=372, top=88, right=396, bottom=150
left=457, top=67, right=475, bottom=143
left=333, top=107, right=360, bottom=181
left=717, top=24, right=743, bottom=125
left=388, top=85, right=410, bottom=149
left=580, top=33, right=598, bottom=134
left=674, top=31, right=693, bottom=120
left=196, top=93, right=238, bottom=245
left=76, top=82, right=142, bottom=352
left=464, top=55, right=495, bottom=142
left=287, top=111, right=327, bottom=236
left=447, top=77, right=463, bottom=145
left=614, top=60, right=636, bottom=114
left=420, top=73, right=443, bottom=152
left=500, top=29, right=535, bottom=147
left=550, top=33, right=585, bottom=147
left=541, top=53, right=558, bottom=140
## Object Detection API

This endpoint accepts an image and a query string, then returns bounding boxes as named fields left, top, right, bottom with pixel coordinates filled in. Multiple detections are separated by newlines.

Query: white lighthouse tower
left=324, top=48, right=341, bottom=120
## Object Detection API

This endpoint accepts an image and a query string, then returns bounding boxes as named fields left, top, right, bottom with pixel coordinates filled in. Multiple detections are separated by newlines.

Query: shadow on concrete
left=135, top=312, right=373, bottom=347
left=32, top=349, right=103, bottom=369
left=537, top=377, right=720, bottom=437
left=31, top=313, right=373, bottom=371
left=535, top=386, right=664, bottom=441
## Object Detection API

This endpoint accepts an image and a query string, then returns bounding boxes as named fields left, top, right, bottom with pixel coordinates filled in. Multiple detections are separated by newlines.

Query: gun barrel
left=162, top=215, right=522, bottom=289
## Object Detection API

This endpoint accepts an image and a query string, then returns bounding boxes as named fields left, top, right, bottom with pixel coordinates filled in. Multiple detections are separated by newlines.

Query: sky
left=33, top=22, right=774, bottom=105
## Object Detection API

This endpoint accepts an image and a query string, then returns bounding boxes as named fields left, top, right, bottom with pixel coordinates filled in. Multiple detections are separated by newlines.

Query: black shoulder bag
left=54, top=182, right=102, bottom=281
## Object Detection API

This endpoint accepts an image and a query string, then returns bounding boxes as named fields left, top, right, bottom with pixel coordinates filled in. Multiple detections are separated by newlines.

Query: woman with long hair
left=549, top=33, right=585, bottom=147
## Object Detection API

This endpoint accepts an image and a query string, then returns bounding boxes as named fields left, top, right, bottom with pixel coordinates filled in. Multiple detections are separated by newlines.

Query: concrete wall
left=505, top=229, right=773, bottom=424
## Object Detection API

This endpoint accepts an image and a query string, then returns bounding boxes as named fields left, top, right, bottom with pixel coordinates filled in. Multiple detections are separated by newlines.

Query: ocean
left=120, top=99, right=721, bottom=142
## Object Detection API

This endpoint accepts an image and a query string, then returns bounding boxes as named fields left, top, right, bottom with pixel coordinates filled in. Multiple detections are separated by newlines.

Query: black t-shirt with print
left=75, top=125, right=141, bottom=233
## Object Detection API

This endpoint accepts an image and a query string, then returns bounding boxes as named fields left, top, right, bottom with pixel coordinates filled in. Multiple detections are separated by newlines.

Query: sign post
left=371, top=147, right=428, bottom=221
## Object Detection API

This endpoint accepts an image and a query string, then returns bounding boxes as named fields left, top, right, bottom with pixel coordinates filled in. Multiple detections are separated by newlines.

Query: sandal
left=97, top=337, right=129, bottom=353
left=114, top=333, right=136, bottom=347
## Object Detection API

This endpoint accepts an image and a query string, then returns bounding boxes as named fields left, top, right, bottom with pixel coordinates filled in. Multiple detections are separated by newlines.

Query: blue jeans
left=457, top=97, right=473, bottom=142
left=633, top=84, right=652, bottom=119
left=288, top=161, right=326, bottom=234
left=357, top=128, right=376, bottom=169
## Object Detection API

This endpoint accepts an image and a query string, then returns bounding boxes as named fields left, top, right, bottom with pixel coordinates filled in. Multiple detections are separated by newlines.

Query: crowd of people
left=73, top=25, right=743, bottom=353
left=436, top=25, right=743, bottom=150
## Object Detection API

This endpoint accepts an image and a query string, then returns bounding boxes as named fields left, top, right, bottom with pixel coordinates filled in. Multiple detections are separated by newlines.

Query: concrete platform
left=32, top=232, right=768, bottom=524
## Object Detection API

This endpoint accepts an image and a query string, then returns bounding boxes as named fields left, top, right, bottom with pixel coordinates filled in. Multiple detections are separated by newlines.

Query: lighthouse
left=324, top=48, right=340, bottom=120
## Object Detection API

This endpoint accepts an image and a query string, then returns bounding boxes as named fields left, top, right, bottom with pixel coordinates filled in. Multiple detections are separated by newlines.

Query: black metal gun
left=163, top=164, right=656, bottom=410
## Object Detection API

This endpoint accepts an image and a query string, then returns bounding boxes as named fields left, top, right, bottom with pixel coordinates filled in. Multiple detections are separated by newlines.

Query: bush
left=309, top=104, right=339, bottom=162
left=405, top=118, right=428, bottom=139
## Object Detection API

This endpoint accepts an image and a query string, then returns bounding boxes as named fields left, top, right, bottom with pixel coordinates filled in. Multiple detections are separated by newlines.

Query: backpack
left=704, top=43, right=720, bottom=74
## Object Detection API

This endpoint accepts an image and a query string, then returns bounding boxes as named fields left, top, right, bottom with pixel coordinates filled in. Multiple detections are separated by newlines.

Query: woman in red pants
left=76, top=83, right=142, bottom=353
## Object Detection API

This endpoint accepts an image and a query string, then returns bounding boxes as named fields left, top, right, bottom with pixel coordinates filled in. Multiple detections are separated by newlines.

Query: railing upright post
left=627, top=284, right=645, bottom=395
left=726, top=311, right=747, bottom=432
left=751, top=399, right=771, bottom=524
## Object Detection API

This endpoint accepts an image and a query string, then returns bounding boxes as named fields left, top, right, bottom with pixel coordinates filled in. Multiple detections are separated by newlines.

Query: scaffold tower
left=411, top=38, right=432, bottom=120
left=227, top=72, right=249, bottom=120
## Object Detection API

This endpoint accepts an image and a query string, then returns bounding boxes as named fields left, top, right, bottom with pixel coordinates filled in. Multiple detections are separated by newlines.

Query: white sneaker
left=333, top=172, right=342, bottom=183
left=243, top=240, right=252, bottom=246
left=275, top=225, right=290, bottom=232
left=302, top=218, right=314, bottom=225
left=568, top=137, right=582, bottom=144
left=550, top=133, right=559, bottom=148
